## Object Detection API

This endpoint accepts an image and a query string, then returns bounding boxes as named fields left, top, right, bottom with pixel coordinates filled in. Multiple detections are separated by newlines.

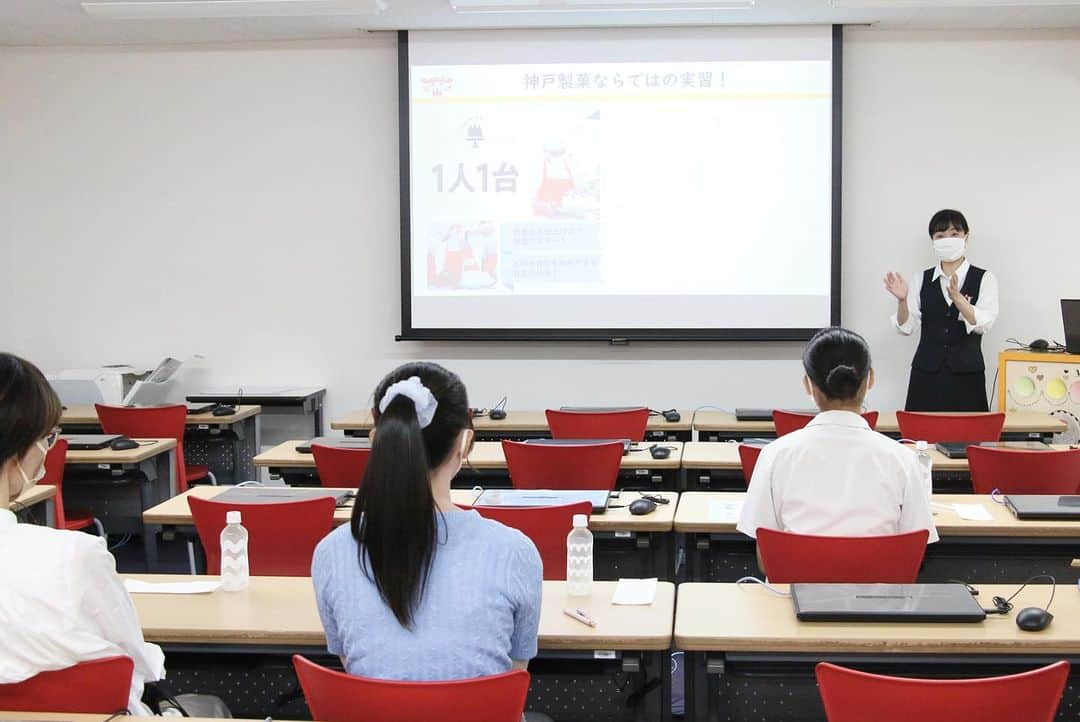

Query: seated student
left=312, top=362, right=543, bottom=682
left=737, top=328, right=939, bottom=543
left=0, top=352, right=165, bottom=714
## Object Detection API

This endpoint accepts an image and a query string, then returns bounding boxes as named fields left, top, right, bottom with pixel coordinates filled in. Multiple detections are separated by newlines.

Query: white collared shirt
left=891, top=260, right=999, bottom=336
left=0, top=508, right=165, bottom=714
left=737, top=411, right=939, bottom=543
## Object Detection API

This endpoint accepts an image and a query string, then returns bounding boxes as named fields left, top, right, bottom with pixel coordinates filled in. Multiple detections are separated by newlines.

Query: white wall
left=2, top=28, right=1079, bottom=423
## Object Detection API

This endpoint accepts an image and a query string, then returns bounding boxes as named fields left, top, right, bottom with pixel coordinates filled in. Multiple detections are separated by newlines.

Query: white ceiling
left=3, top=0, right=1080, bottom=46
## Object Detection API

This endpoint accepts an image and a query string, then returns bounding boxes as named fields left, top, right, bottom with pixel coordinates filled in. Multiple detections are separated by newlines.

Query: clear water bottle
left=915, top=441, right=934, bottom=499
left=220, top=510, right=249, bottom=592
left=566, top=514, right=593, bottom=597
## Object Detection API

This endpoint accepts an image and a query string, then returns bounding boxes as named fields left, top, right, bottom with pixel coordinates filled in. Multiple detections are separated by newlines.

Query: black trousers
left=905, top=366, right=989, bottom=412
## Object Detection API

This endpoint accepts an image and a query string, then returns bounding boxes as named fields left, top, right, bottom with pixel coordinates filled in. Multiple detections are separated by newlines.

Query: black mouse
left=1016, top=607, right=1053, bottom=631
left=489, top=408, right=507, bottom=420
left=110, top=436, right=139, bottom=451
left=628, top=498, right=657, bottom=516
left=650, top=446, right=671, bottom=460
left=212, top=405, right=236, bottom=416
left=1030, top=339, right=1050, bottom=351
left=663, top=410, right=681, bottom=422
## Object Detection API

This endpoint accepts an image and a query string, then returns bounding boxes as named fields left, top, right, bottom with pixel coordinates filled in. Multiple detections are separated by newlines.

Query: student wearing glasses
left=0, top=352, right=165, bottom=714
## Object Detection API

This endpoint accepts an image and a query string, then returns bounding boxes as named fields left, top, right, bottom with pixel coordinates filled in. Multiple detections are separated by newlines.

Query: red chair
left=756, top=528, right=928, bottom=583
left=773, top=410, right=880, bottom=437
left=502, top=440, right=623, bottom=491
left=189, top=495, right=335, bottom=576
left=39, top=439, right=105, bottom=536
left=816, top=660, right=1069, bottom=722
left=95, top=403, right=215, bottom=492
left=895, top=411, right=1005, bottom=444
left=293, top=655, right=529, bottom=722
left=967, top=446, right=1080, bottom=495
left=0, top=656, right=134, bottom=713
left=312, top=444, right=372, bottom=488
left=738, top=444, right=764, bottom=487
left=545, top=408, right=649, bottom=442
left=466, top=501, right=592, bottom=580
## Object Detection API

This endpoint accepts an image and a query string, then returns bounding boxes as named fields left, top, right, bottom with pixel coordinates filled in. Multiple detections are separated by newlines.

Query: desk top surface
left=142, top=485, right=677, bottom=532
left=692, top=410, right=1066, bottom=434
left=673, top=491, right=1080, bottom=538
left=675, top=582, right=1080, bottom=653
left=331, top=409, right=694, bottom=433
left=64, top=438, right=177, bottom=464
left=125, top=574, right=674, bottom=651
left=10, top=484, right=57, bottom=511
left=254, top=439, right=684, bottom=471
left=680, top=441, right=970, bottom=471
left=61, top=404, right=261, bottom=425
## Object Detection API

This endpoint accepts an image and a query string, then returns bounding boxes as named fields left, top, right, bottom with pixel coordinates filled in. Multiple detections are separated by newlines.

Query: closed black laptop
left=791, top=583, right=987, bottom=623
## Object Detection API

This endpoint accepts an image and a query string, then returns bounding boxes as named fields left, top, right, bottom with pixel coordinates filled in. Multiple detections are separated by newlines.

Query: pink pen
left=563, top=608, right=597, bottom=627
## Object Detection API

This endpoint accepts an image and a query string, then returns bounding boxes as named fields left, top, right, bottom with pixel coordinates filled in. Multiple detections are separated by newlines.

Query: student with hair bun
left=737, top=328, right=938, bottom=543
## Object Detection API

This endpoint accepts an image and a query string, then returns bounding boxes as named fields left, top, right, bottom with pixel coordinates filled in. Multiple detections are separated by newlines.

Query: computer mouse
left=110, top=436, right=139, bottom=451
left=628, top=498, right=657, bottom=516
left=1016, top=607, right=1053, bottom=631
left=1030, top=338, right=1050, bottom=351
left=212, top=405, right=236, bottom=416
left=489, top=408, right=507, bottom=420
left=663, top=410, right=681, bottom=422
left=650, top=445, right=671, bottom=460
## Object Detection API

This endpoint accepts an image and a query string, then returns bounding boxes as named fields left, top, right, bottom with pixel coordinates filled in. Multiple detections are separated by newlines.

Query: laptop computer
left=1004, top=495, right=1080, bottom=520
left=1062, top=299, right=1080, bottom=354
left=470, top=489, right=611, bottom=513
left=296, top=437, right=373, bottom=454
left=185, top=402, right=218, bottom=416
left=559, top=406, right=644, bottom=413
left=62, top=434, right=123, bottom=451
left=524, top=438, right=632, bottom=455
left=935, top=440, right=1051, bottom=459
left=791, top=583, right=987, bottom=623
left=212, top=486, right=351, bottom=505
left=735, top=408, right=819, bottom=422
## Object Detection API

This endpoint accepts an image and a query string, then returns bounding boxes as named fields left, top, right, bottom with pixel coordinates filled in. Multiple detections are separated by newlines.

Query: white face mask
left=17, top=441, right=49, bottom=491
left=933, top=236, right=967, bottom=262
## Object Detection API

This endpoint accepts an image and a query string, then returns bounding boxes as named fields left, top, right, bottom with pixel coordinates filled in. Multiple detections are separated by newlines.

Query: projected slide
left=404, top=27, right=837, bottom=336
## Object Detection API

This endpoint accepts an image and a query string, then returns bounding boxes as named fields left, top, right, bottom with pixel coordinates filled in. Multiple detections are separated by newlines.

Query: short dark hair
left=803, top=328, right=872, bottom=402
left=0, top=353, right=62, bottom=468
left=928, top=209, right=969, bottom=238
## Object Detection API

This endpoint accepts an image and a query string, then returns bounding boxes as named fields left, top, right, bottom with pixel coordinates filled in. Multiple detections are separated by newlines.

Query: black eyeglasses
left=43, top=428, right=61, bottom=450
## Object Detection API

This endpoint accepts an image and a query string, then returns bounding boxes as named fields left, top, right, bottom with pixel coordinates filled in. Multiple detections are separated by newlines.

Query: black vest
left=912, top=265, right=986, bottom=374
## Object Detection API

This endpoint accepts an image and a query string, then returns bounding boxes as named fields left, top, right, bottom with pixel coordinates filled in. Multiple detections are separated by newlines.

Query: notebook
left=470, top=489, right=610, bottom=513
left=62, top=434, right=123, bottom=451
left=1004, top=495, right=1080, bottom=520
left=934, top=441, right=1051, bottom=459
left=296, top=437, right=373, bottom=454
left=791, top=583, right=987, bottom=623
left=523, top=438, right=632, bottom=454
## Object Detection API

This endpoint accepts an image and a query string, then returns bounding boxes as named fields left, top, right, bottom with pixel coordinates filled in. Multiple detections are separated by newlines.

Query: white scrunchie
left=378, top=376, right=439, bottom=429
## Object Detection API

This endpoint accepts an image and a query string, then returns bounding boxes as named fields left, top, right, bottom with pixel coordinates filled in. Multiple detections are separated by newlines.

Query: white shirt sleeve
left=963, top=270, right=999, bottom=335
left=890, top=272, right=921, bottom=336
left=896, top=453, right=940, bottom=544
left=736, top=447, right=781, bottom=539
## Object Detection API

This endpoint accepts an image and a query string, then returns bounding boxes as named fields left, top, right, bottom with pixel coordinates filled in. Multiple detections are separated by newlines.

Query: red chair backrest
left=773, top=410, right=880, bottom=437
left=38, top=438, right=70, bottom=527
left=738, top=444, right=763, bottom=487
left=967, top=446, right=1080, bottom=495
left=816, top=660, right=1070, bottom=722
left=895, top=411, right=1005, bottom=444
left=0, top=656, right=134, bottom=714
left=545, top=408, right=649, bottom=442
left=502, top=440, right=623, bottom=491
left=467, top=501, right=592, bottom=580
left=95, top=403, right=190, bottom=489
left=756, top=528, right=928, bottom=583
left=293, top=655, right=530, bottom=722
left=189, top=495, right=335, bottom=576
left=311, top=444, right=372, bottom=488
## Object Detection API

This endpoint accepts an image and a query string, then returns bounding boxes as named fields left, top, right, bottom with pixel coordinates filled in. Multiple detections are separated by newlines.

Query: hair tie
left=378, top=376, right=438, bottom=429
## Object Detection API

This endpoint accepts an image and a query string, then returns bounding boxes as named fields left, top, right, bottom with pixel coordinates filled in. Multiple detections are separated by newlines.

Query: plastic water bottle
left=915, top=441, right=934, bottom=499
left=220, top=510, right=249, bottom=592
left=566, top=514, right=593, bottom=597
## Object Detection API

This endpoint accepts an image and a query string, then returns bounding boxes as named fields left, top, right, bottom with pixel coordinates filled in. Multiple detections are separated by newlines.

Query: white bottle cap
left=915, top=440, right=928, bottom=451
left=572, top=514, right=588, bottom=528
left=226, top=510, right=242, bottom=524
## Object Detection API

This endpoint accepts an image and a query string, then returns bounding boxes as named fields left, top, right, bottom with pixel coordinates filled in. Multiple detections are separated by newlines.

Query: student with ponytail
left=311, top=362, right=543, bottom=682
left=737, top=328, right=938, bottom=543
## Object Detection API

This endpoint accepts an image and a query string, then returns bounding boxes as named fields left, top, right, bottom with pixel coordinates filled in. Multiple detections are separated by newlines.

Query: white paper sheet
left=708, top=500, right=743, bottom=523
left=612, top=577, right=658, bottom=605
left=124, top=579, right=222, bottom=595
left=952, top=503, right=994, bottom=522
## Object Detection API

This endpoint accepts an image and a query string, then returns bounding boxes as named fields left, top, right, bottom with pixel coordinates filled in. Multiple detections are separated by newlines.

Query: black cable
left=102, top=709, right=129, bottom=722
left=971, top=574, right=1057, bottom=615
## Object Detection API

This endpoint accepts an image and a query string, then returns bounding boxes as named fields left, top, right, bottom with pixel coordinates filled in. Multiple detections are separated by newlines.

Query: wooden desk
left=126, top=574, right=675, bottom=722
left=676, top=582, right=1080, bottom=722
left=332, top=409, right=695, bottom=442
left=188, top=387, right=326, bottom=435
left=674, top=491, right=1080, bottom=584
left=9, top=484, right=57, bottom=527
left=143, top=485, right=679, bottom=580
left=60, top=405, right=263, bottom=483
left=256, top=439, right=684, bottom=491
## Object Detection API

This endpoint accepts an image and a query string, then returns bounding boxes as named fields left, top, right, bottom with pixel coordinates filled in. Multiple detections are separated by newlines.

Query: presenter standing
left=883, top=209, right=999, bottom=412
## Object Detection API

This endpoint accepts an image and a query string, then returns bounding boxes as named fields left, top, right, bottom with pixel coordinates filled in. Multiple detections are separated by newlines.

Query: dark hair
left=351, top=362, right=472, bottom=628
left=0, top=353, right=62, bottom=469
left=802, top=328, right=872, bottom=402
left=928, top=209, right=969, bottom=238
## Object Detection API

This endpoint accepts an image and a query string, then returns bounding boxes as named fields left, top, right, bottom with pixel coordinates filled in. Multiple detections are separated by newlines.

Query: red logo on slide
left=421, top=76, right=454, bottom=97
